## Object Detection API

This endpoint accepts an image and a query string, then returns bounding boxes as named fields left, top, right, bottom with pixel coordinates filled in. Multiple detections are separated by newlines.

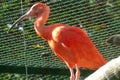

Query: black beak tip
left=7, top=30, right=10, bottom=33
left=7, top=28, right=11, bottom=33
left=7, top=27, right=13, bottom=33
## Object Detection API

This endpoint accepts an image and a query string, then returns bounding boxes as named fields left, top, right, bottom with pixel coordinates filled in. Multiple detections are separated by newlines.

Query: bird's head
left=106, top=34, right=120, bottom=46
left=7, top=2, right=49, bottom=33
left=27, top=3, right=49, bottom=17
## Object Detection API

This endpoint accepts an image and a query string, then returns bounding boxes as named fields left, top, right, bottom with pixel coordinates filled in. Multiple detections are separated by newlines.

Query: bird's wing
left=57, top=26, right=106, bottom=69
left=59, top=26, right=96, bottom=58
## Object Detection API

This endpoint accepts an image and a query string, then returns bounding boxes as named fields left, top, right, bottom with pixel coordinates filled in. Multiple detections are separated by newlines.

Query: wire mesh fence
left=0, top=0, right=120, bottom=79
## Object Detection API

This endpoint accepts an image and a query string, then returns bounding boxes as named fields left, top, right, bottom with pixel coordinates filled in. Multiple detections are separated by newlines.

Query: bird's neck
left=34, top=10, right=50, bottom=40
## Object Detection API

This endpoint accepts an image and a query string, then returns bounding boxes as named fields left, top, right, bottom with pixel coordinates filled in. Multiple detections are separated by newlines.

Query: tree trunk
left=85, top=56, right=120, bottom=80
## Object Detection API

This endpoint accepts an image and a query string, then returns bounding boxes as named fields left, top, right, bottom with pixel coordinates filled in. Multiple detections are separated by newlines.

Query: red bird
left=8, top=3, right=106, bottom=80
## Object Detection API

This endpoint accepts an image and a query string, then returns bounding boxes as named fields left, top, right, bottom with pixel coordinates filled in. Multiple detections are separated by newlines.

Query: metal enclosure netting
left=0, top=0, right=120, bottom=79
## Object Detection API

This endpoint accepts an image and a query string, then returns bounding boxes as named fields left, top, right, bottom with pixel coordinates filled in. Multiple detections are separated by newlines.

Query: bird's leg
left=75, top=64, right=80, bottom=80
left=66, top=63, right=75, bottom=80
left=69, top=67, right=75, bottom=80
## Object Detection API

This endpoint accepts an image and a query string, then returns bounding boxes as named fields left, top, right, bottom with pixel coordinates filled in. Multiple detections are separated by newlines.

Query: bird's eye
left=33, top=7, right=38, bottom=15
left=34, top=6, right=43, bottom=15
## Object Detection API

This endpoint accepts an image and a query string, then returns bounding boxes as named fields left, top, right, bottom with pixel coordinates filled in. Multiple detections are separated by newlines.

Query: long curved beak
left=7, top=11, right=31, bottom=33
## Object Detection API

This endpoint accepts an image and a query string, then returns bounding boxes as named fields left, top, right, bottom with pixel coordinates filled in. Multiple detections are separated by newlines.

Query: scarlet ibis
left=8, top=2, right=106, bottom=80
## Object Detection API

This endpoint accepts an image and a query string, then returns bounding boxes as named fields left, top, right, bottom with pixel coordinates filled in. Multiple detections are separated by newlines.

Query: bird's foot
left=70, top=75, right=75, bottom=80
